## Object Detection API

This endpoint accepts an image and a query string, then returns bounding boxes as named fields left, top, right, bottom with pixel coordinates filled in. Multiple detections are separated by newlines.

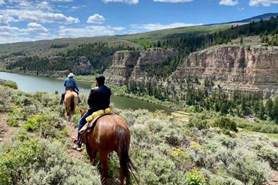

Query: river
left=0, top=72, right=173, bottom=113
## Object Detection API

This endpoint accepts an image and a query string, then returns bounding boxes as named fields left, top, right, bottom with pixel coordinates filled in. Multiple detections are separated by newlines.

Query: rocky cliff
left=104, top=45, right=278, bottom=97
left=172, top=45, right=278, bottom=97
left=104, top=48, right=177, bottom=85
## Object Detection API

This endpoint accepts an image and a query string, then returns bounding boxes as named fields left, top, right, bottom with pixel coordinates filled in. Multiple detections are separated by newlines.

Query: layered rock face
left=105, top=45, right=278, bottom=97
left=104, top=48, right=177, bottom=85
left=173, top=45, right=278, bottom=97
left=174, top=46, right=278, bottom=85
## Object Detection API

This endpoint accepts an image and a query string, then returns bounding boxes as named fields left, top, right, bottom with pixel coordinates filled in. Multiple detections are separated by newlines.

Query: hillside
left=0, top=82, right=278, bottom=185
left=0, top=13, right=276, bottom=59
left=0, top=24, right=232, bottom=59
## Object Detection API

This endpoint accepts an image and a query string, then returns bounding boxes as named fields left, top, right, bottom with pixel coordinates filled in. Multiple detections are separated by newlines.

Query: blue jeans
left=76, top=111, right=90, bottom=145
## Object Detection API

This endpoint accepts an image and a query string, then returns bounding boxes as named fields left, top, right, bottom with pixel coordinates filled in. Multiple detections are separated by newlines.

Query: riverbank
left=0, top=71, right=182, bottom=111
left=0, top=72, right=175, bottom=113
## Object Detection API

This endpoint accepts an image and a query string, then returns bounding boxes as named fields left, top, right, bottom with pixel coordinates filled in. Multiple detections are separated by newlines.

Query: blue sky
left=0, top=0, right=278, bottom=44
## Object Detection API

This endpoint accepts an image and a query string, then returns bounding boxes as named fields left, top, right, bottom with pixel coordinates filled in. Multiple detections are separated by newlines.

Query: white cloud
left=112, top=27, right=126, bottom=31
left=131, top=22, right=201, bottom=31
left=0, top=36, right=32, bottom=44
left=52, top=0, right=73, bottom=2
left=87, top=14, right=105, bottom=24
left=0, top=0, right=5, bottom=5
left=0, top=25, right=21, bottom=33
left=249, top=0, right=278, bottom=6
left=59, top=26, right=115, bottom=38
left=37, top=1, right=52, bottom=10
left=0, top=1, right=79, bottom=25
left=0, top=25, right=29, bottom=44
left=0, top=24, right=53, bottom=44
left=219, top=0, right=238, bottom=6
left=0, top=9, right=80, bottom=24
left=154, top=0, right=193, bottom=3
left=35, top=32, right=57, bottom=41
left=0, top=15, right=10, bottom=26
left=102, top=0, right=139, bottom=4
left=26, top=22, right=48, bottom=33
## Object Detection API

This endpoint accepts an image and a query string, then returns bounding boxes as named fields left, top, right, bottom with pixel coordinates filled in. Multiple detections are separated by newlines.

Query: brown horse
left=64, top=90, right=78, bottom=121
left=80, top=110, right=136, bottom=185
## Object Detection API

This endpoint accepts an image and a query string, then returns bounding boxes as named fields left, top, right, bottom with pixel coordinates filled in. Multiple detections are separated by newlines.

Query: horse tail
left=70, top=95, right=75, bottom=112
left=115, top=125, right=138, bottom=185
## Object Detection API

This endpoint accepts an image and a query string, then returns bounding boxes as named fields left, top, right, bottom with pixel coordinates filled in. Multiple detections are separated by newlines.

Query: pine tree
left=258, top=101, right=265, bottom=120
left=253, top=100, right=260, bottom=115
left=265, top=99, right=273, bottom=120
left=272, top=97, right=278, bottom=122
left=240, top=96, right=247, bottom=115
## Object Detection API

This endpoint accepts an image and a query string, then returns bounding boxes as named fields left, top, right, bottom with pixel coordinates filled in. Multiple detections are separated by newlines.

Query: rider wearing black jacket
left=73, top=75, right=111, bottom=151
left=87, top=79, right=111, bottom=114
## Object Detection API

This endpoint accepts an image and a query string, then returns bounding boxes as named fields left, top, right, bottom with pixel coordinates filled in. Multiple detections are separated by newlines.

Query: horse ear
left=79, top=109, right=82, bottom=114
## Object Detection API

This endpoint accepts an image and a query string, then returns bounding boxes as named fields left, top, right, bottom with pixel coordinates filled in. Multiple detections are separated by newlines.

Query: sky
left=0, top=0, right=278, bottom=44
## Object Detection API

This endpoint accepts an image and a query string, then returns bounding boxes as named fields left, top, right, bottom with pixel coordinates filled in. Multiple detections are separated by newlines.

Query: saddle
left=79, top=113, right=114, bottom=144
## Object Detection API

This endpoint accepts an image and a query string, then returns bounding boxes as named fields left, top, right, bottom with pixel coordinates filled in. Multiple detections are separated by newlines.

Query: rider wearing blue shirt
left=59, top=73, right=81, bottom=104
left=64, top=77, right=79, bottom=91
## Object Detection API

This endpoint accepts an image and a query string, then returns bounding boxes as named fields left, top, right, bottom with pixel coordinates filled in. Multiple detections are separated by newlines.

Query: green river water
left=0, top=72, right=173, bottom=113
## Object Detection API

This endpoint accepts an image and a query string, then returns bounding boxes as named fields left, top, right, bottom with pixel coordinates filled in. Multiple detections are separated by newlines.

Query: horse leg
left=86, top=145, right=97, bottom=165
left=100, top=152, right=109, bottom=184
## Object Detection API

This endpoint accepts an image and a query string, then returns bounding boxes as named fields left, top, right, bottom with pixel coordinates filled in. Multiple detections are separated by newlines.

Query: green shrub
left=186, top=169, right=207, bottom=185
left=12, top=128, right=30, bottom=142
left=0, top=139, right=42, bottom=184
left=188, top=117, right=209, bottom=130
left=213, top=117, right=238, bottom=132
left=23, top=122, right=37, bottom=131
left=216, top=148, right=271, bottom=185
left=0, top=139, right=101, bottom=185
left=72, top=113, right=81, bottom=127
left=0, top=86, right=12, bottom=112
left=209, top=176, right=243, bottom=185
left=258, top=146, right=278, bottom=170
left=6, top=108, right=20, bottom=127
left=142, top=155, right=177, bottom=185
left=6, top=117, right=19, bottom=127
left=20, top=105, right=39, bottom=120
left=0, top=79, right=18, bottom=89
left=235, top=117, right=278, bottom=134
left=23, top=114, right=66, bottom=139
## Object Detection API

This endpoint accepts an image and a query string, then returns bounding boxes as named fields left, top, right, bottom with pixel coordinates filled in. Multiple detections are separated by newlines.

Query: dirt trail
left=268, top=171, right=278, bottom=185
left=0, top=113, right=18, bottom=143
left=65, top=120, right=84, bottom=160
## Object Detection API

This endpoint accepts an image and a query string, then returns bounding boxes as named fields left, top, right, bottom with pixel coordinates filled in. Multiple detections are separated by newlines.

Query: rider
left=59, top=73, right=81, bottom=105
left=73, top=75, right=111, bottom=150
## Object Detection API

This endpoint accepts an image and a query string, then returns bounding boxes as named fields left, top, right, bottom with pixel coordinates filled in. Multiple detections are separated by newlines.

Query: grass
left=171, top=111, right=191, bottom=122
left=240, top=129, right=278, bottom=139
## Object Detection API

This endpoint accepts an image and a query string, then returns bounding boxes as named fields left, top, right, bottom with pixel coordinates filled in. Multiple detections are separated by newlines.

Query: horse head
left=79, top=109, right=87, bottom=117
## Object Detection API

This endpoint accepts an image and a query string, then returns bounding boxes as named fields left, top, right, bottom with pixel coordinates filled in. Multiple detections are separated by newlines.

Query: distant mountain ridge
left=208, top=13, right=278, bottom=26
